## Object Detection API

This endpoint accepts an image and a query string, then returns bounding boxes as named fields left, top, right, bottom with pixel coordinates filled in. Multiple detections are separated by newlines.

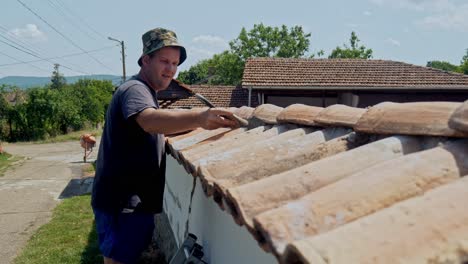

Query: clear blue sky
left=1, top=0, right=467, bottom=78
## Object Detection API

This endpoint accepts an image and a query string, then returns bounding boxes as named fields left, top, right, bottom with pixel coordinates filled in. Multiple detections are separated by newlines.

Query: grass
left=82, top=161, right=97, bottom=177
left=0, top=152, right=22, bottom=177
left=32, top=128, right=102, bottom=144
left=13, top=194, right=103, bottom=264
left=14, top=193, right=165, bottom=264
left=11, top=141, right=164, bottom=264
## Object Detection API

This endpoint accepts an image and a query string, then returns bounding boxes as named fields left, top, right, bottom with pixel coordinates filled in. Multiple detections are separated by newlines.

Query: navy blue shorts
left=93, top=208, right=155, bottom=264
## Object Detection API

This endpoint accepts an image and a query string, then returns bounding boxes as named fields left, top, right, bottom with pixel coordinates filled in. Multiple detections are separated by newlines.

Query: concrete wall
left=253, top=89, right=468, bottom=108
left=161, top=155, right=277, bottom=264
left=356, top=91, right=468, bottom=108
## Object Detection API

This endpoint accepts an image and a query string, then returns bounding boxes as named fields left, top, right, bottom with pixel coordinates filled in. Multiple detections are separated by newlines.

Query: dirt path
left=0, top=140, right=99, bottom=264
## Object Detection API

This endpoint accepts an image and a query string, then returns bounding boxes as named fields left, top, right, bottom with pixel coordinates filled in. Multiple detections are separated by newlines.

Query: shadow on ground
left=81, top=220, right=103, bottom=264
left=63, top=175, right=167, bottom=263
left=59, top=177, right=94, bottom=199
left=79, top=217, right=168, bottom=264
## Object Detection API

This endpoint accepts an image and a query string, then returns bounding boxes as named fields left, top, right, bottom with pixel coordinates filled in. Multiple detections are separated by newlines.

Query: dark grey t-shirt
left=91, top=75, right=166, bottom=213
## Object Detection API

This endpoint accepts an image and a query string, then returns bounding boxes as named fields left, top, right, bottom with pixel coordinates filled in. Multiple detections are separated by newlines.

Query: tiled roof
left=242, top=58, right=468, bottom=89
left=165, top=101, right=468, bottom=263
left=159, top=85, right=258, bottom=109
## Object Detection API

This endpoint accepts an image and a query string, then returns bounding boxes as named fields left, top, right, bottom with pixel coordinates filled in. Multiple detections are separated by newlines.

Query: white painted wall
left=164, top=155, right=277, bottom=264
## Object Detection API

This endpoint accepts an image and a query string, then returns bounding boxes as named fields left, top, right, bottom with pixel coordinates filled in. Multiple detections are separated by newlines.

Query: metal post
left=108, top=36, right=126, bottom=84
left=121, top=40, right=126, bottom=82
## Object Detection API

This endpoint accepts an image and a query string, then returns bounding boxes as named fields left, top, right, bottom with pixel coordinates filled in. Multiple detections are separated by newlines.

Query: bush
left=2, top=80, right=113, bottom=142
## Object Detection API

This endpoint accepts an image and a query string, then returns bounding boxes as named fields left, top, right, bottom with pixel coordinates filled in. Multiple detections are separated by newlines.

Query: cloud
left=184, top=35, right=230, bottom=65
left=369, top=0, right=452, bottom=11
left=192, top=35, right=229, bottom=50
left=188, top=47, right=217, bottom=58
left=370, top=0, right=468, bottom=32
left=363, top=11, right=372, bottom=16
left=386, top=38, right=401, bottom=46
left=345, top=23, right=359, bottom=28
left=9, top=24, right=47, bottom=42
left=416, top=4, right=468, bottom=32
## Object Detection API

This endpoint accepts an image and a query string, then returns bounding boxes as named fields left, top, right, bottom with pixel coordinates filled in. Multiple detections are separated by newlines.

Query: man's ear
left=142, top=55, right=151, bottom=65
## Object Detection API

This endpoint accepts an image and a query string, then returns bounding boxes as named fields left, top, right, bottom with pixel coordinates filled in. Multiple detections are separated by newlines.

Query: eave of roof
left=165, top=101, right=468, bottom=264
left=241, top=85, right=468, bottom=90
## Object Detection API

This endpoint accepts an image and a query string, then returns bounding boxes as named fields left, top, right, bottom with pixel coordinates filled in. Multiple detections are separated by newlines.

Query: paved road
left=0, top=140, right=98, bottom=264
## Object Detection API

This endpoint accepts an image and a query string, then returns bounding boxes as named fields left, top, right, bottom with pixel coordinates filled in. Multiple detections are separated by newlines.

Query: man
left=91, top=28, right=237, bottom=264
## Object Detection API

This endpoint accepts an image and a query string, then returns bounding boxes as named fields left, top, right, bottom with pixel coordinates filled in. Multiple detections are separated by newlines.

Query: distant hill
left=0, top=74, right=122, bottom=89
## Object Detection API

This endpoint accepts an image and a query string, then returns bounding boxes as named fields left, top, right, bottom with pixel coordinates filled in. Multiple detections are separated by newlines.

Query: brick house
left=242, top=58, right=468, bottom=107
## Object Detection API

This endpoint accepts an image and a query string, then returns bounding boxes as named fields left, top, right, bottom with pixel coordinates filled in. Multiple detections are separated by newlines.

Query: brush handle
left=232, top=114, right=249, bottom=127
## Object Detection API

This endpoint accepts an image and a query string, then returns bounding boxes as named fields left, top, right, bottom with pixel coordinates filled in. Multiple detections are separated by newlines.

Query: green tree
left=178, top=24, right=313, bottom=85
left=178, top=51, right=244, bottom=86
left=50, top=63, right=67, bottom=90
left=207, top=51, right=244, bottom=85
left=71, top=79, right=113, bottom=126
left=0, top=86, right=11, bottom=140
left=329, top=31, right=373, bottom=59
left=23, top=88, right=59, bottom=139
left=177, top=59, right=211, bottom=84
left=4, top=79, right=113, bottom=141
left=426, top=61, right=461, bottom=73
left=460, top=48, right=468, bottom=75
left=229, top=24, right=311, bottom=60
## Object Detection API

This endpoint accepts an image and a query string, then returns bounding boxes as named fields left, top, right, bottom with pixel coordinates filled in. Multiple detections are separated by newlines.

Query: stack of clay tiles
left=165, top=100, right=468, bottom=264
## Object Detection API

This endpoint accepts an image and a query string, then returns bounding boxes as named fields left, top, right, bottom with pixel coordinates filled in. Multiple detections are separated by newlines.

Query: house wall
left=356, top=91, right=468, bottom=108
left=252, top=89, right=468, bottom=108
left=160, top=155, right=277, bottom=264
left=266, top=95, right=337, bottom=107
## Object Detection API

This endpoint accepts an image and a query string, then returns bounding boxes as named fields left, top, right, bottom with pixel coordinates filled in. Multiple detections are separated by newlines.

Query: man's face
left=142, top=47, right=180, bottom=91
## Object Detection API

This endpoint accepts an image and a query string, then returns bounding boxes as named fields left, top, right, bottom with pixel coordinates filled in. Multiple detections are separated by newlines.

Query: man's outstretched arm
left=135, top=108, right=239, bottom=135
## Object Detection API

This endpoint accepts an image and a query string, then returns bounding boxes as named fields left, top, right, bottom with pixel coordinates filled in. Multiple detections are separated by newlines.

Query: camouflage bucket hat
left=137, top=28, right=187, bottom=66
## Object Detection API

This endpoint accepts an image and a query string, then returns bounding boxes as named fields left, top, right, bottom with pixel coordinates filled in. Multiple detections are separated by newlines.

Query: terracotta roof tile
left=283, top=172, right=468, bottom=263
left=242, top=58, right=468, bottom=89
left=165, top=101, right=468, bottom=263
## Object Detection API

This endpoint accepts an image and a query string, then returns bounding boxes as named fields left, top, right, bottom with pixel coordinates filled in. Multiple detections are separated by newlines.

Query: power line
left=0, top=50, right=50, bottom=73
left=45, top=0, right=98, bottom=41
left=0, top=33, right=41, bottom=57
left=0, top=25, right=84, bottom=73
left=0, top=44, right=118, bottom=67
left=15, top=0, right=117, bottom=74
left=0, top=25, right=114, bottom=76
left=1, top=25, right=67, bottom=70
left=53, top=0, right=107, bottom=40
left=0, top=25, right=43, bottom=56
left=0, top=26, right=101, bottom=76
left=0, top=38, right=41, bottom=59
left=0, top=38, right=89, bottom=75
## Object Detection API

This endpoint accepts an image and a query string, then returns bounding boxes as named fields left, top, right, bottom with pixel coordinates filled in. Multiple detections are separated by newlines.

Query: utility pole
left=108, top=36, right=126, bottom=84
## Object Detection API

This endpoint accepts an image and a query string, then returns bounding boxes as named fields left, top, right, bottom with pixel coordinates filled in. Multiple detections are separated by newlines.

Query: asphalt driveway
left=0, top=140, right=98, bottom=264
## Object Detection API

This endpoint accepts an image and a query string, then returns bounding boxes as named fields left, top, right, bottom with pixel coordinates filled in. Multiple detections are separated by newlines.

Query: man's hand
left=199, top=108, right=239, bottom=130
